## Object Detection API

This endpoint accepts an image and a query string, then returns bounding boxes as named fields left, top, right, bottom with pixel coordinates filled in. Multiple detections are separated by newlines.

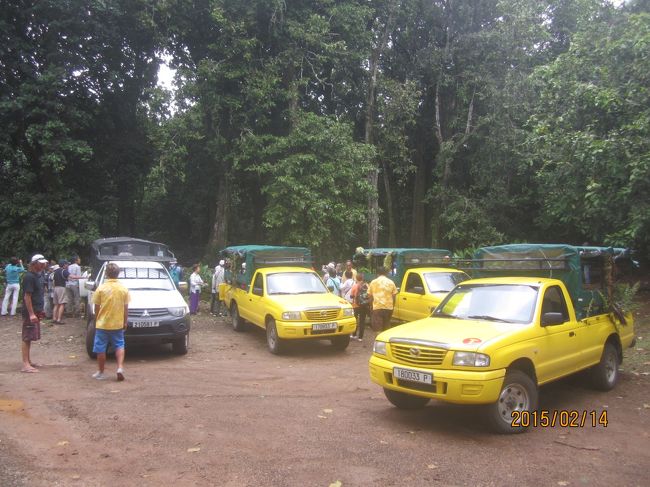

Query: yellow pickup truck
left=369, top=244, right=636, bottom=433
left=222, top=246, right=356, bottom=354
left=353, top=248, right=468, bottom=322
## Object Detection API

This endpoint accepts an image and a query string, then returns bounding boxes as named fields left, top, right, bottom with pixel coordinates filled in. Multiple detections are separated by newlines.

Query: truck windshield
left=434, top=284, right=538, bottom=324
left=266, top=272, right=328, bottom=295
left=114, top=267, right=175, bottom=291
left=424, top=272, right=469, bottom=293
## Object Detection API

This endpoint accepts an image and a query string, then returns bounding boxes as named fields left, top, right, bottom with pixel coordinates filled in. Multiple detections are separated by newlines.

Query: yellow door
left=395, top=271, right=433, bottom=322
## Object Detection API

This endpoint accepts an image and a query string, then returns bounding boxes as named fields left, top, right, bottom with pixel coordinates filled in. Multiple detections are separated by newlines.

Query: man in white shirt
left=66, top=255, right=83, bottom=317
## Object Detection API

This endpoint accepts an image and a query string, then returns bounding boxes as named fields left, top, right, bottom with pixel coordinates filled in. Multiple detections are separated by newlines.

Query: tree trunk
left=410, top=138, right=427, bottom=246
left=206, top=175, right=229, bottom=256
left=381, top=159, right=396, bottom=247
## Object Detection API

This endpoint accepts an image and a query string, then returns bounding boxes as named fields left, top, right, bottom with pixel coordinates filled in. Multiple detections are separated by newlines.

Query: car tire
left=85, top=317, right=97, bottom=359
left=266, top=318, right=284, bottom=355
left=383, top=388, right=430, bottom=409
left=231, top=303, right=246, bottom=332
left=591, top=342, right=619, bottom=391
left=330, top=334, right=350, bottom=351
left=172, top=334, right=189, bottom=355
left=485, top=369, right=538, bottom=434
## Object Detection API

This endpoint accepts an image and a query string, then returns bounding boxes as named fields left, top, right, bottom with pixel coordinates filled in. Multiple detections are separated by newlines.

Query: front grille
left=129, top=308, right=168, bottom=318
left=390, top=343, right=447, bottom=367
left=304, top=309, right=340, bottom=321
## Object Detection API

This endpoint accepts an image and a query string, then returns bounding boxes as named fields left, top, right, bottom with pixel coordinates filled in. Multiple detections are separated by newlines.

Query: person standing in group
left=211, top=260, right=226, bottom=316
left=20, top=254, right=48, bottom=373
left=350, top=273, right=371, bottom=341
left=189, top=264, right=205, bottom=315
left=52, top=260, right=70, bottom=325
left=66, top=255, right=82, bottom=317
left=340, top=270, right=354, bottom=303
left=91, top=263, right=130, bottom=381
left=325, top=268, right=341, bottom=296
left=2, top=257, right=25, bottom=316
left=43, top=262, right=58, bottom=320
left=344, top=260, right=357, bottom=282
left=169, top=259, right=182, bottom=290
left=368, top=266, right=397, bottom=332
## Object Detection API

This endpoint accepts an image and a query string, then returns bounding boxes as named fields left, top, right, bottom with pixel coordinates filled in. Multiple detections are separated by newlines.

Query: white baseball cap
left=31, top=254, right=48, bottom=264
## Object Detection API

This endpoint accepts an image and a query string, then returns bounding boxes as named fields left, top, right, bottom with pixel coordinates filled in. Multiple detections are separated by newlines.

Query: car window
left=424, top=272, right=469, bottom=293
left=115, top=267, right=175, bottom=291
left=266, top=272, right=328, bottom=295
left=541, top=285, right=569, bottom=321
left=404, top=273, right=424, bottom=293
left=435, top=284, right=538, bottom=324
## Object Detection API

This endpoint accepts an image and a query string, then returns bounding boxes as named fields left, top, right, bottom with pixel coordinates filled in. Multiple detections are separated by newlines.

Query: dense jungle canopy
left=1, top=0, right=649, bottom=264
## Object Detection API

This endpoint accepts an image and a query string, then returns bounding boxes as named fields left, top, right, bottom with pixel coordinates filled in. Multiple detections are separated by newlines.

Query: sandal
left=21, top=367, right=39, bottom=373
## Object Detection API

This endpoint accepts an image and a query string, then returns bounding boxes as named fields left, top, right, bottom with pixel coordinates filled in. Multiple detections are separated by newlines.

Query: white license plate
left=131, top=321, right=160, bottom=328
left=312, top=322, right=337, bottom=331
left=393, top=367, right=433, bottom=384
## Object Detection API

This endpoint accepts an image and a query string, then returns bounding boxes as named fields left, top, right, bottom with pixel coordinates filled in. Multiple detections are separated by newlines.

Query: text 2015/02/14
left=511, top=410, right=608, bottom=428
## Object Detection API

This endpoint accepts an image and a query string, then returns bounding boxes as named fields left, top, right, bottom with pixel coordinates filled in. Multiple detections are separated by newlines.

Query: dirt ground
left=1, top=296, right=649, bottom=487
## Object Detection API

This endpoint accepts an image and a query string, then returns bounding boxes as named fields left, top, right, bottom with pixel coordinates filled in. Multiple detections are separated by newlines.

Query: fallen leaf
left=427, top=464, right=438, bottom=469
left=317, top=415, right=327, bottom=419
left=110, top=390, right=120, bottom=394
left=643, top=404, right=650, bottom=409
left=72, top=474, right=81, bottom=480
left=68, top=355, right=77, bottom=359
left=57, top=441, right=69, bottom=446
left=329, top=482, right=342, bottom=487
left=558, top=482, right=569, bottom=486
left=187, top=447, right=201, bottom=453
left=380, top=440, right=388, bottom=445
left=323, top=409, right=333, bottom=414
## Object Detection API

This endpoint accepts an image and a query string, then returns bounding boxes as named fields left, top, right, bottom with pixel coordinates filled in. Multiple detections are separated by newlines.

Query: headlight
left=168, top=307, right=187, bottom=317
left=343, top=308, right=354, bottom=317
left=373, top=341, right=387, bottom=355
left=453, top=351, right=490, bottom=367
left=282, top=311, right=302, bottom=320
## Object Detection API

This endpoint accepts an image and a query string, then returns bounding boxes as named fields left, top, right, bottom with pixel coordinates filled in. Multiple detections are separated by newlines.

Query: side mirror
left=410, top=286, right=425, bottom=295
left=541, top=312, right=565, bottom=326
left=84, top=280, right=95, bottom=291
left=253, top=287, right=263, bottom=296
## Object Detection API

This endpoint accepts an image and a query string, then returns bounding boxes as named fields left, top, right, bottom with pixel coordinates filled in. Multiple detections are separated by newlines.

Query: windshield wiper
left=295, top=291, right=324, bottom=294
left=269, top=291, right=292, bottom=295
left=467, top=315, right=511, bottom=323
left=429, top=289, right=451, bottom=293
left=433, top=312, right=460, bottom=319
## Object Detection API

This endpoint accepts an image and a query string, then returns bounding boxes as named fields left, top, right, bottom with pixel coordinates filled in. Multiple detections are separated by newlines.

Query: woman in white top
left=189, top=264, right=205, bottom=315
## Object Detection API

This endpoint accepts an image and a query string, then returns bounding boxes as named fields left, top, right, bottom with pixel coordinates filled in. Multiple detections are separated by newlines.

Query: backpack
left=355, top=283, right=370, bottom=307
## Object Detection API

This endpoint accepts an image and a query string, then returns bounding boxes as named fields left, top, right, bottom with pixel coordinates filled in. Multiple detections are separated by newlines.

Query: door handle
left=569, top=331, right=575, bottom=337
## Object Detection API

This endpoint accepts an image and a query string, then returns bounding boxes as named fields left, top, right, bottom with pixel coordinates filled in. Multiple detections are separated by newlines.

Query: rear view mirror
left=541, top=312, right=565, bottom=326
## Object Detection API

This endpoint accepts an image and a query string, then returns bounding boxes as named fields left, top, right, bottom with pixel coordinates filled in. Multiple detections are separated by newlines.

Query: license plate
left=312, top=322, right=337, bottom=331
left=393, top=367, right=433, bottom=384
left=131, top=321, right=160, bottom=328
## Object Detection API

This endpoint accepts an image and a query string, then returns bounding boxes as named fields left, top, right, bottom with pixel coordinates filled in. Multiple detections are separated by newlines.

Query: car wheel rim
left=232, top=308, right=238, bottom=328
left=268, top=324, right=276, bottom=347
left=605, top=351, right=617, bottom=383
left=497, top=383, right=529, bottom=423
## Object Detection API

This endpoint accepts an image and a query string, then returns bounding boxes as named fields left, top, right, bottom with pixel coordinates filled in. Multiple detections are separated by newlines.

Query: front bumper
left=275, top=317, right=357, bottom=340
left=369, top=354, right=506, bottom=405
left=125, top=315, right=191, bottom=344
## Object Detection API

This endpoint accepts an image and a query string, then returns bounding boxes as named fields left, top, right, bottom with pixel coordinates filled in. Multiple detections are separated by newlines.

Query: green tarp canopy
left=355, top=248, right=452, bottom=287
left=472, top=244, right=617, bottom=319
left=221, top=245, right=312, bottom=286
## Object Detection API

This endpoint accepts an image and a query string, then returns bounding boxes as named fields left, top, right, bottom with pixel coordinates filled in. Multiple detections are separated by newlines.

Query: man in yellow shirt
left=368, top=266, right=397, bottom=331
left=92, top=263, right=130, bottom=381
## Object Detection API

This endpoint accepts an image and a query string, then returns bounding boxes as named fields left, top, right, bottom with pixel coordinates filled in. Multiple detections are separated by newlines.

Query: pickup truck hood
left=128, top=290, right=188, bottom=310
left=378, top=317, right=519, bottom=351
left=268, top=293, right=350, bottom=309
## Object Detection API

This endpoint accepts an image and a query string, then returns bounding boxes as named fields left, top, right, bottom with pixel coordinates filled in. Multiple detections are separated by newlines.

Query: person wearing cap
left=65, top=255, right=83, bottom=317
left=52, top=260, right=70, bottom=324
left=211, top=260, right=226, bottom=316
left=1, top=257, right=25, bottom=316
left=20, top=254, right=48, bottom=372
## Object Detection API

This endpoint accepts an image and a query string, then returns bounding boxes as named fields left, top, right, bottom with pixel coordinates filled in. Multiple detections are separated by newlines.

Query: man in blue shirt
left=2, top=257, right=25, bottom=316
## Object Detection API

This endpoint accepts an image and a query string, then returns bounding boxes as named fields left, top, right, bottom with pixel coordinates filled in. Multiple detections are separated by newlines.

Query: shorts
left=93, top=329, right=125, bottom=353
left=53, top=287, right=69, bottom=305
left=371, top=309, right=393, bottom=331
left=22, top=313, right=43, bottom=342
